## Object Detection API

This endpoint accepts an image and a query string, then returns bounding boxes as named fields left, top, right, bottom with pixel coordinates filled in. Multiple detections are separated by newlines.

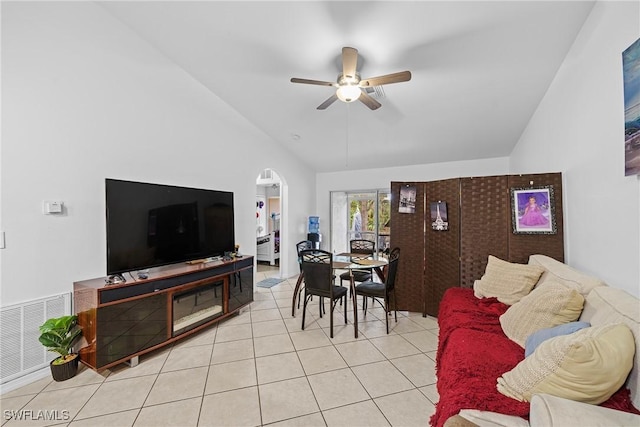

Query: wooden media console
left=73, top=256, right=253, bottom=371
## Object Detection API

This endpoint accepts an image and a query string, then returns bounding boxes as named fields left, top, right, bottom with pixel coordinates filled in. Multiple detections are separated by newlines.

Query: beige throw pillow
left=500, top=281, right=584, bottom=347
left=497, top=323, right=635, bottom=404
left=473, top=256, right=544, bottom=305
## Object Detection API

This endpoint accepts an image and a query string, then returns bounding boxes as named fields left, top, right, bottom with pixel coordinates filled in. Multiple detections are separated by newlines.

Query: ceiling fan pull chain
left=345, top=103, right=350, bottom=167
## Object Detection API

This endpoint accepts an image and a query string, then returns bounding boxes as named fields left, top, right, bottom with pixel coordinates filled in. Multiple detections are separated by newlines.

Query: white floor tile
left=297, top=346, right=347, bottom=376
left=307, top=368, right=369, bottom=410
left=375, top=389, right=435, bottom=427
left=323, top=399, right=391, bottom=427
left=135, top=397, right=201, bottom=427
left=205, top=358, right=257, bottom=394
left=1, top=279, right=440, bottom=427
left=351, top=360, right=414, bottom=398
left=256, top=352, right=305, bottom=384
left=199, top=386, right=261, bottom=427
left=334, top=340, right=385, bottom=366
left=145, top=366, right=207, bottom=406
left=258, top=377, right=320, bottom=425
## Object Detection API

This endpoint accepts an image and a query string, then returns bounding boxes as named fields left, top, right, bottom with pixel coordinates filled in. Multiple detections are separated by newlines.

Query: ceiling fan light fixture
left=336, top=84, right=361, bottom=103
left=290, top=47, right=411, bottom=110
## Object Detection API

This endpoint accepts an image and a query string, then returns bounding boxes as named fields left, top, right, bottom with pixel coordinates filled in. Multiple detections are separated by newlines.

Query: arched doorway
left=256, top=169, right=282, bottom=279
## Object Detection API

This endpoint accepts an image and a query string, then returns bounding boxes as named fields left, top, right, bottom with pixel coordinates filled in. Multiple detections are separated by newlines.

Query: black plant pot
left=50, top=354, right=79, bottom=382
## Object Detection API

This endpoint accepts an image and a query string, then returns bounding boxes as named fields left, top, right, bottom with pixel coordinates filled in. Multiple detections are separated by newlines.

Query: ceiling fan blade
left=359, top=71, right=412, bottom=87
left=317, top=93, right=339, bottom=110
left=358, top=90, right=382, bottom=110
left=342, top=47, right=358, bottom=80
left=291, top=78, right=336, bottom=87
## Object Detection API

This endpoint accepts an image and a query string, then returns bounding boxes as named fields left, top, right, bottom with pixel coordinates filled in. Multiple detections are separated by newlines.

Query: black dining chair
left=295, top=240, right=313, bottom=309
left=300, top=249, right=347, bottom=338
left=340, top=239, right=375, bottom=288
left=296, top=240, right=313, bottom=267
left=354, top=247, right=400, bottom=334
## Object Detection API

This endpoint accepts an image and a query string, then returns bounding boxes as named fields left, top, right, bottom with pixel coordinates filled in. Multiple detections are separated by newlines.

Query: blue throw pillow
left=524, top=321, right=591, bottom=357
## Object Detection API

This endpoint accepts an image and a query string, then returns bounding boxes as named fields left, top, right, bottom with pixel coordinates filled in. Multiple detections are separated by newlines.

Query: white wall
left=318, top=3, right=640, bottom=298
left=1, top=2, right=313, bottom=305
left=316, top=157, right=510, bottom=249
left=510, top=1, right=640, bottom=297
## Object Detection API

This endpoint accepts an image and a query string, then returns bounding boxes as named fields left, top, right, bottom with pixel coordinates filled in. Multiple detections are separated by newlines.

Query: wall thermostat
left=43, top=201, right=63, bottom=214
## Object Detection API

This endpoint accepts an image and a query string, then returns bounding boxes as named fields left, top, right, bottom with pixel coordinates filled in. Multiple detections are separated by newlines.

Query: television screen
left=106, top=179, right=235, bottom=275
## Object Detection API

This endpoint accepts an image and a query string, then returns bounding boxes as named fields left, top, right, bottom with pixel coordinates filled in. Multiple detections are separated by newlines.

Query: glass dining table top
left=332, top=252, right=388, bottom=269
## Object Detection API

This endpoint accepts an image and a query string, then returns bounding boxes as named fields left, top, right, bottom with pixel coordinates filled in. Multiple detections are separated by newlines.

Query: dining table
left=291, top=252, right=388, bottom=338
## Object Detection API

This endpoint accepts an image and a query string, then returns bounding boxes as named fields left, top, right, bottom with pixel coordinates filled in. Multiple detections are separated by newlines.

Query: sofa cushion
left=500, top=281, right=584, bottom=347
left=524, top=321, right=591, bottom=357
left=473, top=256, right=544, bottom=305
left=579, top=286, right=640, bottom=409
left=497, top=323, right=635, bottom=404
left=528, top=254, right=606, bottom=297
left=530, top=393, right=640, bottom=427
left=456, top=410, right=529, bottom=427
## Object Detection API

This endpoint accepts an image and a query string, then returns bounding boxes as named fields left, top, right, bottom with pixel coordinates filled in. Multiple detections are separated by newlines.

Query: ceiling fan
left=290, top=47, right=411, bottom=111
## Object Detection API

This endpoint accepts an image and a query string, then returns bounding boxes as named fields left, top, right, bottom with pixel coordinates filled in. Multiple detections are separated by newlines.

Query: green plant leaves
left=38, top=315, right=82, bottom=358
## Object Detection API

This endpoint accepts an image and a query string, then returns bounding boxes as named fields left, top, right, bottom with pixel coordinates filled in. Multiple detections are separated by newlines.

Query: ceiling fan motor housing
left=336, top=73, right=361, bottom=102
left=338, top=72, right=360, bottom=86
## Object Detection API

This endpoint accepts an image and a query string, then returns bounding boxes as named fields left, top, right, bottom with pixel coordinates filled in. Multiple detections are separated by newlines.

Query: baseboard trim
left=0, top=367, right=51, bottom=395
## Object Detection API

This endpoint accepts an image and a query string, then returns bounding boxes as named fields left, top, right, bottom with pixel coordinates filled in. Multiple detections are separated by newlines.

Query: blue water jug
left=308, top=216, right=319, bottom=233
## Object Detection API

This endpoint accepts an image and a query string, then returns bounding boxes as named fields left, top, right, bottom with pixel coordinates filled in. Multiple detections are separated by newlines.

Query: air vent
left=0, top=293, right=71, bottom=385
left=259, top=169, right=273, bottom=180
left=364, top=85, right=386, bottom=99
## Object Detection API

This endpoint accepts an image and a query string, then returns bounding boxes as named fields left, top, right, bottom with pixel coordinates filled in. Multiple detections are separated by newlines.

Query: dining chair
left=340, top=239, right=375, bottom=288
left=299, top=249, right=347, bottom=338
left=295, top=240, right=313, bottom=309
left=354, top=247, right=400, bottom=334
left=296, top=240, right=313, bottom=267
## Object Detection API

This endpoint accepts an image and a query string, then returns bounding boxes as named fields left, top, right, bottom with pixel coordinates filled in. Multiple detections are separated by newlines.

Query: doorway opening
left=330, top=189, right=391, bottom=256
left=256, top=169, right=282, bottom=277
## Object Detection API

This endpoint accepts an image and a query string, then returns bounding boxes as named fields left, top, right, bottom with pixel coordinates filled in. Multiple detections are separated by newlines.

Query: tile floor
left=1, top=264, right=440, bottom=427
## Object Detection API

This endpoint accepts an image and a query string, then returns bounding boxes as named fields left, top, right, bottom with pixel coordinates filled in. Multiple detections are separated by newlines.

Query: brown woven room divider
left=424, top=179, right=460, bottom=317
left=390, top=172, right=564, bottom=318
left=390, top=182, right=425, bottom=313
left=459, top=176, right=510, bottom=288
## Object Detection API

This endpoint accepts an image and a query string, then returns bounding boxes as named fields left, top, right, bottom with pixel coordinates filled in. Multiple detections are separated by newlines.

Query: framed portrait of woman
left=510, top=186, right=557, bottom=234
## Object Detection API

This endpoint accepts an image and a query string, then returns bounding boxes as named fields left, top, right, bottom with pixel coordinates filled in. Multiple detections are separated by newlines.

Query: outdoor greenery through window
left=330, top=189, right=391, bottom=256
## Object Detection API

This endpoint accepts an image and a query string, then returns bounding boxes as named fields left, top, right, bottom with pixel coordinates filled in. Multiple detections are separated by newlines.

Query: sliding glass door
left=330, top=189, right=390, bottom=255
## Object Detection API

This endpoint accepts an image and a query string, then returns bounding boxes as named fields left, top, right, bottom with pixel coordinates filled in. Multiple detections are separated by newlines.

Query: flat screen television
left=106, top=179, right=235, bottom=276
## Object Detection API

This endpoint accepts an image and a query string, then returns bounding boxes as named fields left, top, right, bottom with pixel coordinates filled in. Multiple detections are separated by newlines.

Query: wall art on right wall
left=623, top=37, right=640, bottom=176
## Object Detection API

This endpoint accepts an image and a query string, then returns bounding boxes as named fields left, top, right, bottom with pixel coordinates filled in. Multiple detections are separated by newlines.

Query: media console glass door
left=229, top=266, right=253, bottom=312
left=172, top=280, right=224, bottom=336
left=96, top=293, right=167, bottom=368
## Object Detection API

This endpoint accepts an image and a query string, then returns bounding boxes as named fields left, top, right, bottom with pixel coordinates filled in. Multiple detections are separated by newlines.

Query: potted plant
left=38, top=315, right=82, bottom=381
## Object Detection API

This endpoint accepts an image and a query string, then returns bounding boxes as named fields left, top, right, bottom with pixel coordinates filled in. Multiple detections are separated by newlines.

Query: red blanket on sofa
left=431, top=287, right=639, bottom=427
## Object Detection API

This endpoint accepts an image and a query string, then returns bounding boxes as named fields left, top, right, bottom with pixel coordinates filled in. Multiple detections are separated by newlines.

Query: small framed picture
left=398, top=185, right=416, bottom=214
left=510, top=186, right=557, bottom=234
left=430, top=201, right=448, bottom=231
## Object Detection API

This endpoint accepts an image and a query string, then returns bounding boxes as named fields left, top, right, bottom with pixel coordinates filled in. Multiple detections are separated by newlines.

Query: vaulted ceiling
left=100, top=1, right=595, bottom=172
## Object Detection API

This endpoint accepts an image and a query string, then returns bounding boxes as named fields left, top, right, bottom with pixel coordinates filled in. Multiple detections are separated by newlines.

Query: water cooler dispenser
left=307, top=216, right=321, bottom=249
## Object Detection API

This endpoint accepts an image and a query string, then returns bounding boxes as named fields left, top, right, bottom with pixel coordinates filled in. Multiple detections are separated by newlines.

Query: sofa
left=432, top=254, right=640, bottom=427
